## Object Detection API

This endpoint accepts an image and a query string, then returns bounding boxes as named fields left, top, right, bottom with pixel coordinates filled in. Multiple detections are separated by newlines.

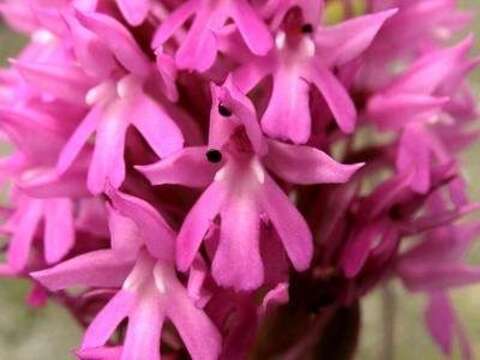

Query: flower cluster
left=0, top=0, right=479, bottom=359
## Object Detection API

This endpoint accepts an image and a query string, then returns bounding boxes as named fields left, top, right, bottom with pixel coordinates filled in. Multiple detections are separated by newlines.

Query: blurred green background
left=1, top=2, right=480, bottom=359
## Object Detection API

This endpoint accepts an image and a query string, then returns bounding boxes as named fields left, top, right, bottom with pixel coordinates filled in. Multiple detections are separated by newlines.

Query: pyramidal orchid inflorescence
left=0, top=0, right=479, bottom=359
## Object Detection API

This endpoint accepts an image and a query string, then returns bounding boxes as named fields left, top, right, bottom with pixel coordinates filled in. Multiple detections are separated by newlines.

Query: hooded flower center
left=275, top=32, right=315, bottom=69
left=215, top=154, right=265, bottom=189
left=276, top=7, right=315, bottom=62
left=222, top=126, right=256, bottom=159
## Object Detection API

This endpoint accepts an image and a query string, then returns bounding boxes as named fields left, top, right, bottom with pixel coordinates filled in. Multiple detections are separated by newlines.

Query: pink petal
left=106, top=188, right=176, bottom=260
left=87, top=101, right=130, bottom=194
left=20, top=166, right=90, bottom=199
left=361, top=172, right=412, bottom=220
left=0, top=2, right=37, bottom=33
left=82, top=291, right=134, bottom=349
left=13, top=60, right=92, bottom=104
left=177, top=181, right=228, bottom=271
left=7, top=199, right=43, bottom=272
left=265, top=140, right=363, bottom=184
left=129, top=93, right=184, bottom=158
left=43, top=198, right=75, bottom=264
left=121, top=292, right=163, bottom=360
left=152, top=0, right=199, bottom=47
left=229, top=0, right=273, bottom=56
left=186, top=257, right=210, bottom=308
left=425, top=292, right=455, bottom=355
left=107, top=205, right=143, bottom=253
left=400, top=263, right=480, bottom=292
left=397, top=125, right=431, bottom=194
left=404, top=204, right=480, bottom=236
left=0, top=107, right=65, bottom=162
left=261, top=69, right=311, bottom=144
left=65, top=14, right=117, bottom=79
left=386, top=35, right=474, bottom=95
left=212, top=194, right=263, bottom=290
left=367, top=94, right=449, bottom=130
left=166, top=280, right=221, bottom=360
left=57, top=105, right=102, bottom=175
left=341, top=222, right=387, bottom=278
left=308, top=62, right=356, bottom=133
left=231, top=57, right=271, bottom=93
left=136, top=147, right=218, bottom=188
left=116, top=0, right=151, bottom=26
left=31, top=250, right=133, bottom=290
left=175, top=13, right=220, bottom=72
left=261, top=282, right=289, bottom=315
left=155, top=52, right=179, bottom=102
left=75, top=198, right=109, bottom=237
left=259, top=175, right=313, bottom=271
left=76, top=347, right=123, bottom=360
left=315, top=9, right=397, bottom=66
left=75, top=10, right=151, bottom=76
left=29, top=6, right=67, bottom=34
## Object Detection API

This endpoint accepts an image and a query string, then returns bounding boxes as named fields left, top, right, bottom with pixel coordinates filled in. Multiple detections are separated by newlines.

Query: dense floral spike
left=0, top=0, right=479, bottom=359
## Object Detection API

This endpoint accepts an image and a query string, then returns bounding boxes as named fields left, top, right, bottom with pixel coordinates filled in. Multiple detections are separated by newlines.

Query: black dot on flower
left=218, top=103, right=232, bottom=117
left=206, top=149, right=223, bottom=163
left=301, top=23, right=314, bottom=34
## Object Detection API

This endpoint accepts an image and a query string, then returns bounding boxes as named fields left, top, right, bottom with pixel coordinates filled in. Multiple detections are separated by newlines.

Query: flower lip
left=218, top=103, right=232, bottom=117
left=206, top=149, right=223, bottom=163
left=301, top=23, right=313, bottom=34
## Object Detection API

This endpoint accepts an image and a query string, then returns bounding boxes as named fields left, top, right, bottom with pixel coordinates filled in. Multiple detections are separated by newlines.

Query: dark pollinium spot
left=301, top=23, right=313, bottom=34
left=206, top=149, right=223, bottom=163
left=388, top=204, right=404, bottom=220
left=218, top=103, right=232, bottom=117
